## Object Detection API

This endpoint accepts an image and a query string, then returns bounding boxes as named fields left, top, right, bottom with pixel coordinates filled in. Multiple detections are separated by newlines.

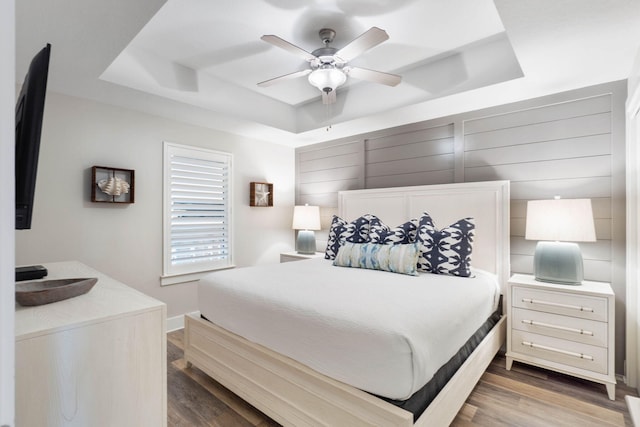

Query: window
left=162, top=142, right=232, bottom=282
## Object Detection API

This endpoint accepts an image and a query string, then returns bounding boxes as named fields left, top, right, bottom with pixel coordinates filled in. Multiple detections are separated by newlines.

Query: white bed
left=184, top=180, right=510, bottom=427
left=198, top=259, right=500, bottom=401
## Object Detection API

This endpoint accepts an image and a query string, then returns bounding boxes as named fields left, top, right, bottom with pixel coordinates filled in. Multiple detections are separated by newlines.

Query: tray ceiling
left=15, top=0, right=640, bottom=146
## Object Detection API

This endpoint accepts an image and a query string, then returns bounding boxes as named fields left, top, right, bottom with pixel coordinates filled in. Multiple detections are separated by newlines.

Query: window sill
left=160, top=265, right=236, bottom=286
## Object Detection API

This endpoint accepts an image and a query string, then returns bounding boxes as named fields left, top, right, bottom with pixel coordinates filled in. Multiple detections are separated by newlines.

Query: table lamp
left=525, top=198, right=596, bottom=285
left=292, top=204, right=321, bottom=254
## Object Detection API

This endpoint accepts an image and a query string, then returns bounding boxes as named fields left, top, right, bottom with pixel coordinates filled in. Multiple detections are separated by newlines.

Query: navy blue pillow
left=416, top=212, right=475, bottom=277
left=324, top=215, right=371, bottom=260
left=368, top=216, right=418, bottom=245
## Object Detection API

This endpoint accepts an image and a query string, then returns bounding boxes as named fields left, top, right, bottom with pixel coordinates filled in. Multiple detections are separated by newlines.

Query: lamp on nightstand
left=292, top=204, right=321, bottom=254
left=525, top=197, right=596, bottom=285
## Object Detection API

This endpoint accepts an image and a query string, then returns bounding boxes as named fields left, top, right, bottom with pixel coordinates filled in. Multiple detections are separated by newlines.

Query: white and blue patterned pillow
left=333, top=242, right=420, bottom=276
left=416, top=212, right=475, bottom=277
left=368, top=216, right=418, bottom=245
left=324, top=215, right=371, bottom=260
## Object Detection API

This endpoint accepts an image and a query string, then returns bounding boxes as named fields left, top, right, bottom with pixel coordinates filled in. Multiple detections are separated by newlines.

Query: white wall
left=626, top=47, right=640, bottom=388
left=1, top=1, right=15, bottom=425
left=15, top=92, right=296, bottom=318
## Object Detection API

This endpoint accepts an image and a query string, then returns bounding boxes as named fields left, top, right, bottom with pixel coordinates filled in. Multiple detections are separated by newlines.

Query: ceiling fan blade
left=334, top=27, right=389, bottom=63
left=321, top=89, right=337, bottom=105
left=346, top=67, right=402, bottom=87
left=261, top=35, right=317, bottom=62
left=257, top=69, right=311, bottom=87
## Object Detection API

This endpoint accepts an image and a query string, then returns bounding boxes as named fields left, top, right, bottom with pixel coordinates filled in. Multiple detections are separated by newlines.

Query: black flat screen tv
left=15, top=43, right=50, bottom=230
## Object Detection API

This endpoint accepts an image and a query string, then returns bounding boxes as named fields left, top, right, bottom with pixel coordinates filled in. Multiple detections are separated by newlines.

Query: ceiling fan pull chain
left=325, top=101, right=333, bottom=131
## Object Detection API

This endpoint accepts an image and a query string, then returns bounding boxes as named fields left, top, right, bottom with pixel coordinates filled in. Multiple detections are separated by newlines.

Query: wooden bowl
left=16, top=277, right=98, bottom=306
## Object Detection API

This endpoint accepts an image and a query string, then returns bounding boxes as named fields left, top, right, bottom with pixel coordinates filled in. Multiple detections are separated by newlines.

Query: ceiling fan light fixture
left=260, top=27, right=399, bottom=105
left=308, top=67, right=347, bottom=93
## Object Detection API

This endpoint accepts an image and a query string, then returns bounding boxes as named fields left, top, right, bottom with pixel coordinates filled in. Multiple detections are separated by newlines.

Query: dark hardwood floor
left=167, top=330, right=637, bottom=426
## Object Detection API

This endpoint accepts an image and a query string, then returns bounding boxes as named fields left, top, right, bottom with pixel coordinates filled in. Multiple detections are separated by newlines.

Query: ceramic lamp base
left=533, top=241, right=584, bottom=285
left=296, top=230, right=316, bottom=254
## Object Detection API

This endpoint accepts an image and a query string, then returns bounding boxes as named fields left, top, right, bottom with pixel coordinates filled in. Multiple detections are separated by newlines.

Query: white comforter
left=198, top=258, right=500, bottom=400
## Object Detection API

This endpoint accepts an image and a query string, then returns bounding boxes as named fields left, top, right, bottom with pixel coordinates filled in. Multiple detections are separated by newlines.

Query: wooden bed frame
left=185, top=180, right=510, bottom=426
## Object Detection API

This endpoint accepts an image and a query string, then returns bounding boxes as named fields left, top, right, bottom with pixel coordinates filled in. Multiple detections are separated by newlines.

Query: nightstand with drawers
left=506, top=274, right=616, bottom=400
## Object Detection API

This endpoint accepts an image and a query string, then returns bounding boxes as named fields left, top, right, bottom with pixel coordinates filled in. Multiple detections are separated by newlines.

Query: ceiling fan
left=257, top=27, right=402, bottom=105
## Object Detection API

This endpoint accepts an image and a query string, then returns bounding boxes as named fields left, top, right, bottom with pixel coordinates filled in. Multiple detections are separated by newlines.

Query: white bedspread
left=198, top=258, right=500, bottom=400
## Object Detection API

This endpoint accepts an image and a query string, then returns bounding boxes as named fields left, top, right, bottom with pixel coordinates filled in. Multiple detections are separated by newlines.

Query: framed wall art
left=91, top=166, right=135, bottom=203
left=249, top=182, right=273, bottom=207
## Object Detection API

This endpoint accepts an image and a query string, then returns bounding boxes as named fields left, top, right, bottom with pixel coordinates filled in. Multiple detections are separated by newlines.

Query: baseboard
left=167, top=311, right=200, bottom=332
left=618, top=373, right=627, bottom=385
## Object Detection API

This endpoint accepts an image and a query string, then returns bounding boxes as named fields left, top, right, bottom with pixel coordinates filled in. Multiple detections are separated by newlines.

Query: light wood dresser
left=15, top=261, right=167, bottom=426
left=506, top=273, right=615, bottom=400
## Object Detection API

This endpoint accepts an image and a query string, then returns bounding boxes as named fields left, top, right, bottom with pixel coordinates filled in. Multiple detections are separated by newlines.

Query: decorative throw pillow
left=324, top=215, right=371, bottom=260
left=368, top=216, right=418, bottom=244
left=416, top=212, right=474, bottom=277
left=333, top=242, right=420, bottom=276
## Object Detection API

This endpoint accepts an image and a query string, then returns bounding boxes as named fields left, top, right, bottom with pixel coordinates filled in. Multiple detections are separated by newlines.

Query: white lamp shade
left=308, top=67, right=347, bottom=92
left=525, top=198, right=596, bottom=242
left=292, top=205, right=321, bottom=230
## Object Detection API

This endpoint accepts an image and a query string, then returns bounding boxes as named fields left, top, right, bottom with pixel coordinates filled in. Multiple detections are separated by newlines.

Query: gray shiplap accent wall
left=297, top=139, right=364, bottom=208
left=295, top=81, right=627, bottom=374
left=365, top=124, right=455, bottom=189
left=464, top=95, right=613, bottom=284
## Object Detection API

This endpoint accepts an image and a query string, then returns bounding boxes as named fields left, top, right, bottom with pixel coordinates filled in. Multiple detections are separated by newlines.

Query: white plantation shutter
left=163, top=142, right=232, bottom=277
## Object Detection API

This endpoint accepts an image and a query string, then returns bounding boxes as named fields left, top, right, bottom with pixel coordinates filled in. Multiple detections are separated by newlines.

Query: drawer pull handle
left=521, top=341, right=594, bottom=361
left=521, top=319, right=594, bottom=336
left=522, top=298, right=594, bottom=313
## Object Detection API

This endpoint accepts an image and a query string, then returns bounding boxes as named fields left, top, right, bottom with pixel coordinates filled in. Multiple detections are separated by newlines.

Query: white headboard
left=338, top=180, right=510, bottom=293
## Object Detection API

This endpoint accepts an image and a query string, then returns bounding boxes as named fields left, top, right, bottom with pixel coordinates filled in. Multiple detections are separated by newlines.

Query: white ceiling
left=15, top=0, right=640, bottom=147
